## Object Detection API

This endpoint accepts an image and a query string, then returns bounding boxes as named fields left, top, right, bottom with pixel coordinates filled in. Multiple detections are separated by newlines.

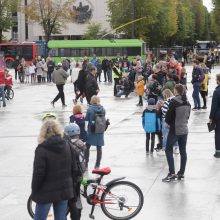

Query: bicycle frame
left=81, top=175, right=126, bottom=219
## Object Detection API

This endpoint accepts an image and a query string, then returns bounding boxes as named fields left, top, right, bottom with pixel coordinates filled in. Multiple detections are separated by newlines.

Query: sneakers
left=201, top=106, right=207, bottom=109
left=162, top=173, right=176, bottom=182
left=176, top=172, right=184, bottom=180
left=192, top=107, right=201, bottom=111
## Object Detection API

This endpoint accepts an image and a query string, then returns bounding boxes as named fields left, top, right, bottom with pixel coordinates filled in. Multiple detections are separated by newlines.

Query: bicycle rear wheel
left=27, top=196, right=69, bottom=219
left=7, top=89, right=14, bottom=99
left=101, top=181, right=144, bottom=220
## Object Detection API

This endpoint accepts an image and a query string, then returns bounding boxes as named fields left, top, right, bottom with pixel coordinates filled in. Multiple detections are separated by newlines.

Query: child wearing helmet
left=64, top=123, right=86, bottom=220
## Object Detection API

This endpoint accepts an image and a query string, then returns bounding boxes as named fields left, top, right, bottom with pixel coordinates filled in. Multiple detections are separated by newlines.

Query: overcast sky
left=203, top=0, right=213, bottom=12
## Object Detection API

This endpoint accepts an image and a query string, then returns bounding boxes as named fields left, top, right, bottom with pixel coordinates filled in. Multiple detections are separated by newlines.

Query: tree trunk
left=0, top=29, right=3, bottom=43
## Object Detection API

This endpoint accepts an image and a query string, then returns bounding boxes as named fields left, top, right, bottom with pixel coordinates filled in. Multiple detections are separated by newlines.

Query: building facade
left=7, top=0, right=111, bottom=42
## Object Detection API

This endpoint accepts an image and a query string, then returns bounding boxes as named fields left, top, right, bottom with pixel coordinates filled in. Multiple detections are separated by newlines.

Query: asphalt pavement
left=0, top=65, right=220, bottom=220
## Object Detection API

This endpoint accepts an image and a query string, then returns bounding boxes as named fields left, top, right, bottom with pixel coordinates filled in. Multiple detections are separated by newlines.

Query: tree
left=24, top=0, right=74, bottom=42
left=0, top=0, right=20, bottom=43
left=212, top=0, right=220, bottom=40
left=83, top=22, right=106, bottom=40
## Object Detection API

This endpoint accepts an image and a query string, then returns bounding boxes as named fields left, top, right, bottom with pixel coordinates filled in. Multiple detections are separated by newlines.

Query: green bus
left=47, top=39, right=146, bottom=63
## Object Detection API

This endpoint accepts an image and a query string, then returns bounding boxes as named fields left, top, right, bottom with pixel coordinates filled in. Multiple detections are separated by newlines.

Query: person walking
left=85, top=96, right=106, bottom=169
left=191, top=60, right=204, bottom=111
left=31, top=120, right=75, bottom=220
left=0, top=68, right=6, bottom=107
left=51, top=63, right=68, bottom=107
left=209, top=74, right=220, bottom=158
left=162, top=84, right=191, bottom=182
left=36, top=58, right=43, bottom=83
left=85, top=66, right=99, bottom=104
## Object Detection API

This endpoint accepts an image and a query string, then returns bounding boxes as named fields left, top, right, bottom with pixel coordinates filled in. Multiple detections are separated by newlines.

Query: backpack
left=67, top=137, right=87, bottom=178
left=91, top=113, right=107, bottom=134
left=143, top=111, right=161, bottom=133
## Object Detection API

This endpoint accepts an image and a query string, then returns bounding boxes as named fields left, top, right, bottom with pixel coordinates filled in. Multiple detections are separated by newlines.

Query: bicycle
left=4, top=87, right=14, bottom=100
left=27, top=167, right=144, bottom=220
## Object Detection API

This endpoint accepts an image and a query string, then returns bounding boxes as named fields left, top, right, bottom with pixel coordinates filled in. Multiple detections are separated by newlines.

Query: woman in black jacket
left=209, top=74, right=220, bottom=158
left=31, top=120, right=75, bottom=220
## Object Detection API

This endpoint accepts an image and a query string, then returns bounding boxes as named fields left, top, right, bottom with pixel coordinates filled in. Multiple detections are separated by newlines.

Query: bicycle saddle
left=92, top=167, right=111, bottom=175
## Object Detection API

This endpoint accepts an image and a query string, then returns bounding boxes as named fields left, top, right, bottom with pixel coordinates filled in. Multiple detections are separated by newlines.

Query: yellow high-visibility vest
left=113, top=66, right=121, bottom=79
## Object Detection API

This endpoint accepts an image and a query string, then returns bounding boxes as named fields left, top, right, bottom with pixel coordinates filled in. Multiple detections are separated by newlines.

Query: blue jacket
left=210, top=85, right=220, bottom=121
left=86, top=104, right=105, bottom=146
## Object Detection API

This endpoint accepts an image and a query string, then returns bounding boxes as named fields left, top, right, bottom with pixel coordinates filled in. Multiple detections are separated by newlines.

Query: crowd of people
left=1, top=49, right=220, bottom=219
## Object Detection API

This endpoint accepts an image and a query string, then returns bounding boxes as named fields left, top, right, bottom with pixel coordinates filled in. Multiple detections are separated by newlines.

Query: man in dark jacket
left=51, top=63, right=69, bottom=107
left=163, top=84, right=191, bottom=182
left=209, top=74, right=220, bottom=158
left=47, top=57, right=55, bottom=82
left=85, top=66, right=99, bottom=104
left=102, top=57, right=110, bottom=82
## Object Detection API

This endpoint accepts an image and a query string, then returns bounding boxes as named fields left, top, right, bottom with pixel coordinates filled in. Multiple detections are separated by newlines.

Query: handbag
left=207, top=122, right=216, bottom=132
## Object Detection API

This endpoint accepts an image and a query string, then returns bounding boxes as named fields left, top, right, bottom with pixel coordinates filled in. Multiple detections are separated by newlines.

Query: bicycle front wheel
left=8, top=89, right=14, bottom=99
left=101, top=181, right=144, bottom=220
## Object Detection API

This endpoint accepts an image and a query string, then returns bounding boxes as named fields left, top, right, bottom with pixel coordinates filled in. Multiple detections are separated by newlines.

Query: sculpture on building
left=72, top=0, right=93, bottom=24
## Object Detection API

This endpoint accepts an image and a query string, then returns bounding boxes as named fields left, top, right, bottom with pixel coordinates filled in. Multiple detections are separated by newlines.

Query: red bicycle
left=27, top=167, right=144, bottom=220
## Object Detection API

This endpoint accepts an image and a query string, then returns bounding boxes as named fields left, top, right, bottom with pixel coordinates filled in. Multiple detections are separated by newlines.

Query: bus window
left=22, top=45, right=33, bottom=61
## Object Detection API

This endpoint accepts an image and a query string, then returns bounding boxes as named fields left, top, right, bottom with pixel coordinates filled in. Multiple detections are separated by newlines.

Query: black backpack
left=66, top=137, right=87, bottom=178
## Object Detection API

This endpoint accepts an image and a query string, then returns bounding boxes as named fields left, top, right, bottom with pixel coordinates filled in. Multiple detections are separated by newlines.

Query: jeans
left=192, top=82, right=201, bottom=108
left=85, top=144, right=102, bottom=168
left=34, top=200, right=68, bottom=220
left=52, top=84, right=65, bottom=105
left=162, top=119, right=169, bottom=148
left=107, top=69, right=112, bottom=83
left=0, top=85, right=6, bottom=106
left=165, top=132, right=188, bottom=174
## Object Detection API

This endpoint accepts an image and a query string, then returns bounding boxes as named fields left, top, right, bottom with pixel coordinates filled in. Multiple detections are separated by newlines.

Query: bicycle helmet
left=64, top=123, right=80, bottom=137
left=42, top=112, right=56, bottom=121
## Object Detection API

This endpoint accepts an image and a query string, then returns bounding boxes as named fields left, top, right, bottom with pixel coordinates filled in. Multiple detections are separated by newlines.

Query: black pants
left=85, top=144, right=102, bottom=168
left=103, top=70, right=107, bottom=82
left=52, top=84, right=65, bottom=105
left=37, top=75, right=42, bottom=83
left=166, top=132, right=187, bottom=174
left=200, top=91, right=207, bottom=107
left=138, top=96, right=143, bottom=105
left=68, top=183, right=82, bottom=220
left=15, top=69, right=18, bottom=80
left=114, top=78, right=120, bottom=96
left=146, top=133, right=155, bottom=152
left=215, top=120, right=220, bottom=152
left=96, top=71, right=102, bottom=82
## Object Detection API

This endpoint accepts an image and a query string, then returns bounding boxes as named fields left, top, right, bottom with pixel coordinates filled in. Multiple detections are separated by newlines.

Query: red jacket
left=0, top=69, right=5, bottom=85
left=5, top=73, right=13, bottom=86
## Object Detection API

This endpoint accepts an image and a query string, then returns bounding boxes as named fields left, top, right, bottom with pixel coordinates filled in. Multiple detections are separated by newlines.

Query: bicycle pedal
left=89, top=214, right=95, bottom=219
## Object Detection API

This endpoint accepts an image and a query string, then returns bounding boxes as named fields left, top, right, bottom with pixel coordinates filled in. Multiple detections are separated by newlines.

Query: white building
left=7, top=0, right=111, bottom=42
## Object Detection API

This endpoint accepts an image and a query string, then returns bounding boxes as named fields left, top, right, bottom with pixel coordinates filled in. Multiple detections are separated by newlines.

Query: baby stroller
left=116, top=76, right=133, bottom=98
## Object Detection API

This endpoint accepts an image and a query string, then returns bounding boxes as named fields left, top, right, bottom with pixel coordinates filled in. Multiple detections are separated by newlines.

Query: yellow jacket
left=135, top=80, right=145, bottom=96
left=200, top=73, right=210, bottom=92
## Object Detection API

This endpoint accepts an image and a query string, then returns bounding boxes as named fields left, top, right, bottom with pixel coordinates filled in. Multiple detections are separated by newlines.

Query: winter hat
left=148, top=98, right=156, bottom=106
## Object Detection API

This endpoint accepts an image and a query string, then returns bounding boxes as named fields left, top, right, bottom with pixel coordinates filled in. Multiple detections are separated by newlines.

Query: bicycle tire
left=8, top=89, right=14, bottom=99
left=27, top=195, right=70, bottom=219
left=101, top=181, right=144, bottom=220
